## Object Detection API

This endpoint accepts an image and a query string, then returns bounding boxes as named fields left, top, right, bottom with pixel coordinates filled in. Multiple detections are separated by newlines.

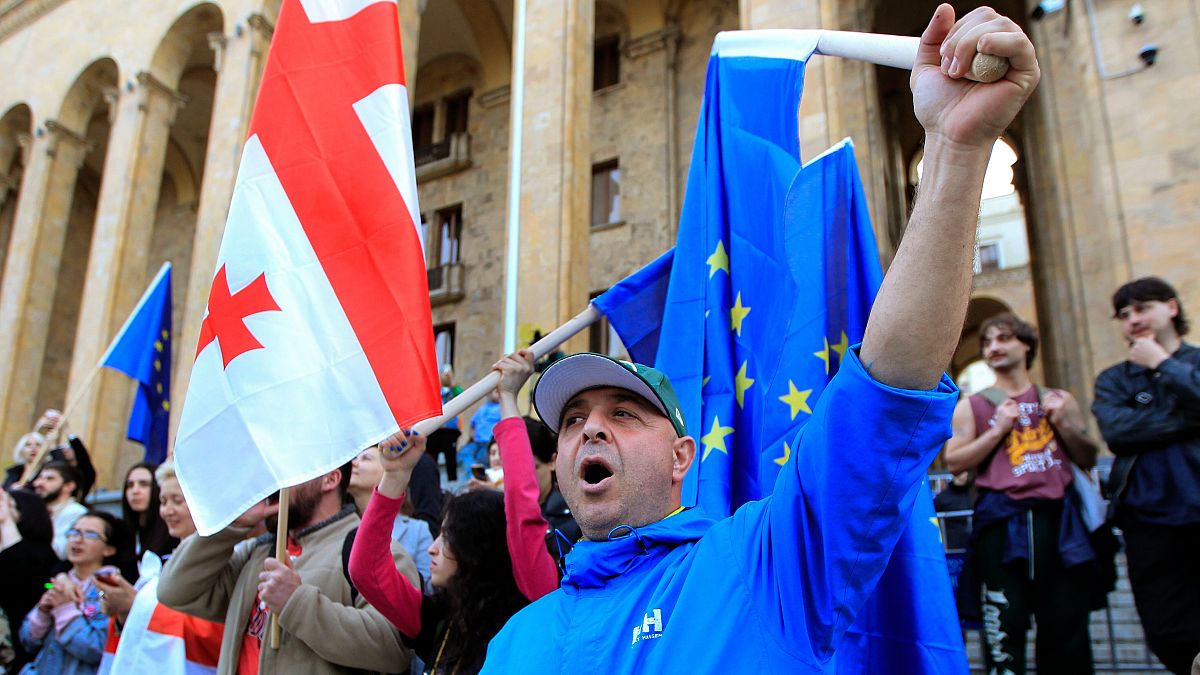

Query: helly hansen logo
left=631, top=609, right=664, bottom=645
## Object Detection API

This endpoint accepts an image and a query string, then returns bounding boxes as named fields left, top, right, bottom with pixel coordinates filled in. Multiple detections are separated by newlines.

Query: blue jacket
left=481, top=350, right=956, bottom=673
left=19, top=578, right=108, bottom=675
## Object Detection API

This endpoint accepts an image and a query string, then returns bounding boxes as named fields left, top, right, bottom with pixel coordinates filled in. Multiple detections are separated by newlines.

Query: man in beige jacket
left=158, top=463, right=419, bottom=674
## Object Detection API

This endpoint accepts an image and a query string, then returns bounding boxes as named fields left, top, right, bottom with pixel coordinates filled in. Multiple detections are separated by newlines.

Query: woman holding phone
left=18, top=510, right=130, bottom=675
left=95, top=461, right=223, bottom=674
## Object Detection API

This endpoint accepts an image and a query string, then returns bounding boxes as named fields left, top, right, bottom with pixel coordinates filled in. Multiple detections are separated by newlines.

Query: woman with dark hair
left=19, top=510, right=132, bottom=675
left=349, top=352, right=558, bottom=674
left=119, top=463, right=176, bottom=565
left=0, top=488, right=58, bottom=672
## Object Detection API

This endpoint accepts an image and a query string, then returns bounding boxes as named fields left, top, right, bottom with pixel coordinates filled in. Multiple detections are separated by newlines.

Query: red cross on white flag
left=175, top=0, right=440, bottom=535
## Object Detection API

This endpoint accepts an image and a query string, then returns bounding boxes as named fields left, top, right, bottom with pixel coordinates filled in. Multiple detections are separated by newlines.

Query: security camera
left=1139, top=44, right=1158, bottom=66
left=1129, top=4, right=1145, bottom=24
left=1031, top=0, right=1065, bottom=20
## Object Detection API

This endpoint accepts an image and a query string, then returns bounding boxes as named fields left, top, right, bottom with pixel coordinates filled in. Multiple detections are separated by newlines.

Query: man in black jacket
left=1092, top=277, right=1200, bottom=675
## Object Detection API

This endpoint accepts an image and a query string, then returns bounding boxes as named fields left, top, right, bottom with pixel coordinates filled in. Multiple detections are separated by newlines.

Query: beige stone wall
left=1023, top=0, right=1200, bottom=401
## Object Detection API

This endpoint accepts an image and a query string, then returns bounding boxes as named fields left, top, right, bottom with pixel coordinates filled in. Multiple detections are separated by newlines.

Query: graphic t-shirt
left=971, top=386, right=1073, bottom=501
left=237, top=537, right=302, bottom=675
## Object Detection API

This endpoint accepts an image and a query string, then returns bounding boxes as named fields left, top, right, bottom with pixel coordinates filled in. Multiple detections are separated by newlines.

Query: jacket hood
left=562, top=507, right=717, bottom=590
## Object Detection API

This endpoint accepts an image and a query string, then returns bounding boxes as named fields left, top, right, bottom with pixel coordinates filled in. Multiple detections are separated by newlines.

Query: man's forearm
left=945, top=425, right=1007, bottom=474
left=861, top=137, right=989, bottom=389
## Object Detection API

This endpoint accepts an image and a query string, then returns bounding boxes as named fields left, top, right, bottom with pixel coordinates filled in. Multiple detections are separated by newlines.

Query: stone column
left=172, top=14, right=274, bottom=434
left=512, top=0, right=593, bottom=351
left=398, top=0, right=422, bottom=106
left=0, top=122, right=93, bottom=451
left=67, top=72, right=185, bottom=486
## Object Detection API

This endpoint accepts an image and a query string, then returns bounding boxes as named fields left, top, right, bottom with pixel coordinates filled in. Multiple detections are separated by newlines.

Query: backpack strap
left=975, top=386, right=1008, bottom=408
left=342, top=526, right=359, bottom=604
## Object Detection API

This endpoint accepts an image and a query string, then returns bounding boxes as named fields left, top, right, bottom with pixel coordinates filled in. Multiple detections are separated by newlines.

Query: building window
left=432, top=204, right=462, bottom=267
left=412, top=103, right=435, bottom=153
left=588, top=291, right=627, bottom=358
left=977, top=242, right=1001, bottom=273
left=444, top=90, right=470, bottom=137
left=591, top=159, right=620, bottom=227
left=594, top=35, right=620, bottom=90
left=433, top=323, right=455, bottom=372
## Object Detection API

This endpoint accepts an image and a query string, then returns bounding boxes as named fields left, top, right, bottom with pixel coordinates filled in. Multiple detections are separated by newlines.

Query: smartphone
left=471, top=464, right=488, bottom=481
left=93, top=565, right=120, bottom=584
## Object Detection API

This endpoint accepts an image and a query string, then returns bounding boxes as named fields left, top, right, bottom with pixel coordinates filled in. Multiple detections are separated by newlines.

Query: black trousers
left=975, top=508, right=1094, bottom=675
left=426, top=428, right=461, bottom=481
left=1120, top=520, right=1200, bottom=675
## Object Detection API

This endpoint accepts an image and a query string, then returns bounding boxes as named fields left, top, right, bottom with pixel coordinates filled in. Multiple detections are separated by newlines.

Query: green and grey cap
left=534, top=352, right=687, bottom=438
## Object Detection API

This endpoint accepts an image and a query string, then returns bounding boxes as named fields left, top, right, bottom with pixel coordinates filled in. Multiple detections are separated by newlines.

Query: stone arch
left=414, top=53, right=484, bottom=105
left=0, top=104, right=32, bottom=289
left=33, top=59, right=120, bottom=416
left=147, top=8, right=222, bottom=379
left=149, top=3, right=225, bottom=89
left=418, top=0, right=510, bottom=92
left=56, top=59, right=119, bottom=136
left=595, top=0, right=631, bottom=42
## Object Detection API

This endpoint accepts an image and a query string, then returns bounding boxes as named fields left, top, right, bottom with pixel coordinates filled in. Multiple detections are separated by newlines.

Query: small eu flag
left=100, top=262, right=172, bottom=463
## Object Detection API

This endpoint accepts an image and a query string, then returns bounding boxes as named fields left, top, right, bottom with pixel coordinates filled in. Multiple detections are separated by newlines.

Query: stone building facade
left=0, top=0, right=1196, bottom=489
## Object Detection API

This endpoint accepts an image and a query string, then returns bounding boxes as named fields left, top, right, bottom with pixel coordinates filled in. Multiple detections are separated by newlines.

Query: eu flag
left=100, top=262, right=172, bottom=463
left=594, top=31, right=966, bottom=673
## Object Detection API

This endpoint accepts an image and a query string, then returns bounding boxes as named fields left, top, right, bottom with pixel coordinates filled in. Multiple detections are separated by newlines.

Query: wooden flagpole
left=269, top=486, right=290, bottom=649
left=405, top=305, right=602, bottom=439
left=16, top=364, right=106, bottom=486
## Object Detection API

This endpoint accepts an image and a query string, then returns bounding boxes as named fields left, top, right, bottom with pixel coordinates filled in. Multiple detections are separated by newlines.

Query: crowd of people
left=0, top=6, right=1194, bottom=675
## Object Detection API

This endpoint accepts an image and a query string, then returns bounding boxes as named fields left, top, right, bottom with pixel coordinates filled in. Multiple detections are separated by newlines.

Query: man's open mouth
left=580, top=457, right=614, bottom=485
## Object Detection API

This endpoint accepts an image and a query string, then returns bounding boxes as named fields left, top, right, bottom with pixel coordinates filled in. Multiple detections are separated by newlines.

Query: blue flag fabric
left=100, top=262, right=172, bottom=463
left=594, top=32, right=966, bottom=674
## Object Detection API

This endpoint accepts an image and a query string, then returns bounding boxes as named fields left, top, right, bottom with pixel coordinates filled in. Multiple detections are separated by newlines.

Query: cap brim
left=534, top=353, right=669, bottom=434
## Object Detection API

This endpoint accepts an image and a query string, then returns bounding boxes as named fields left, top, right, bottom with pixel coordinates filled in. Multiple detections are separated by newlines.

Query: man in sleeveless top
left=945, top=313, right=1100, bottom=675
left=1092, top=278, right=1200, bottom=675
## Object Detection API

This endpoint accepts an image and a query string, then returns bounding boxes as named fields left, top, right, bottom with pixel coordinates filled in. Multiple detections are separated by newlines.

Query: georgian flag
left=175, top=0, right=440, bottom=535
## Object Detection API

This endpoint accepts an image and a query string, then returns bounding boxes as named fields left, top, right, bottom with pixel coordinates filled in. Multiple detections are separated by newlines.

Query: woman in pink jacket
left=348, top=350, right=557, bottom=674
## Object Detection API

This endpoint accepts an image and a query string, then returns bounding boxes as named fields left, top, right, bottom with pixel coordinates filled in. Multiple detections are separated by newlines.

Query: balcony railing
left=427, top=262, right=464, bottom=306
left=415, top=132, right=471, bottom=182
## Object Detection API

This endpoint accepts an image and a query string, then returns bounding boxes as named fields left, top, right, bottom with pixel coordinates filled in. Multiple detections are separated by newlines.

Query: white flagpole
left=814, top=30, right=1009, bottom=82
left=502, top=0, right=528, bottom=355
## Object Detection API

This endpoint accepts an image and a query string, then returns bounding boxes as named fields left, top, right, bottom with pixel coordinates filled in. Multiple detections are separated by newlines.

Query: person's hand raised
left=911, top=4, right=1040, bottom=150
left=379, top=430, right=426, bottom=473
left=493, top=350, right=535, bottom=397
left=232, top=499, right=280, bottom=531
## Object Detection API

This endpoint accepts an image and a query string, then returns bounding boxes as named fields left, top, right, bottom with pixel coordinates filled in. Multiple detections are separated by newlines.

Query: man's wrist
left=919, top=134, right=992, bottom=180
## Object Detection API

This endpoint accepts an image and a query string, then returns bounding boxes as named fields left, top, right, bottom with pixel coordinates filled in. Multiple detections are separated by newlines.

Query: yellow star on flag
left=774, top=441, right=791, bottom=466
left=730, top=292, right=751, bottom=336
left=735, top=362, right=754, bottom=408
left=703, top=376, right=711, bottom=388
left=700, top=417, right=734, bottom=461
left=706, top=240, right=729, bottom=279
left=814, top=337, right=830, bottom=374
left=831, top=331, right=849, bottom=363
left=778, top=380, right=812, bottom=420
left=929, top=516, right=943, bottom=543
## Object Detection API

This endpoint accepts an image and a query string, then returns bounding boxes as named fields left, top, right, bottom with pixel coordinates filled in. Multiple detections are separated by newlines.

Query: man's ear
left=1167, top=298, right=1180, bottom=318
left=322, top=469, right=341, bottom=493
left=670, top=436, right=696, bottom=484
